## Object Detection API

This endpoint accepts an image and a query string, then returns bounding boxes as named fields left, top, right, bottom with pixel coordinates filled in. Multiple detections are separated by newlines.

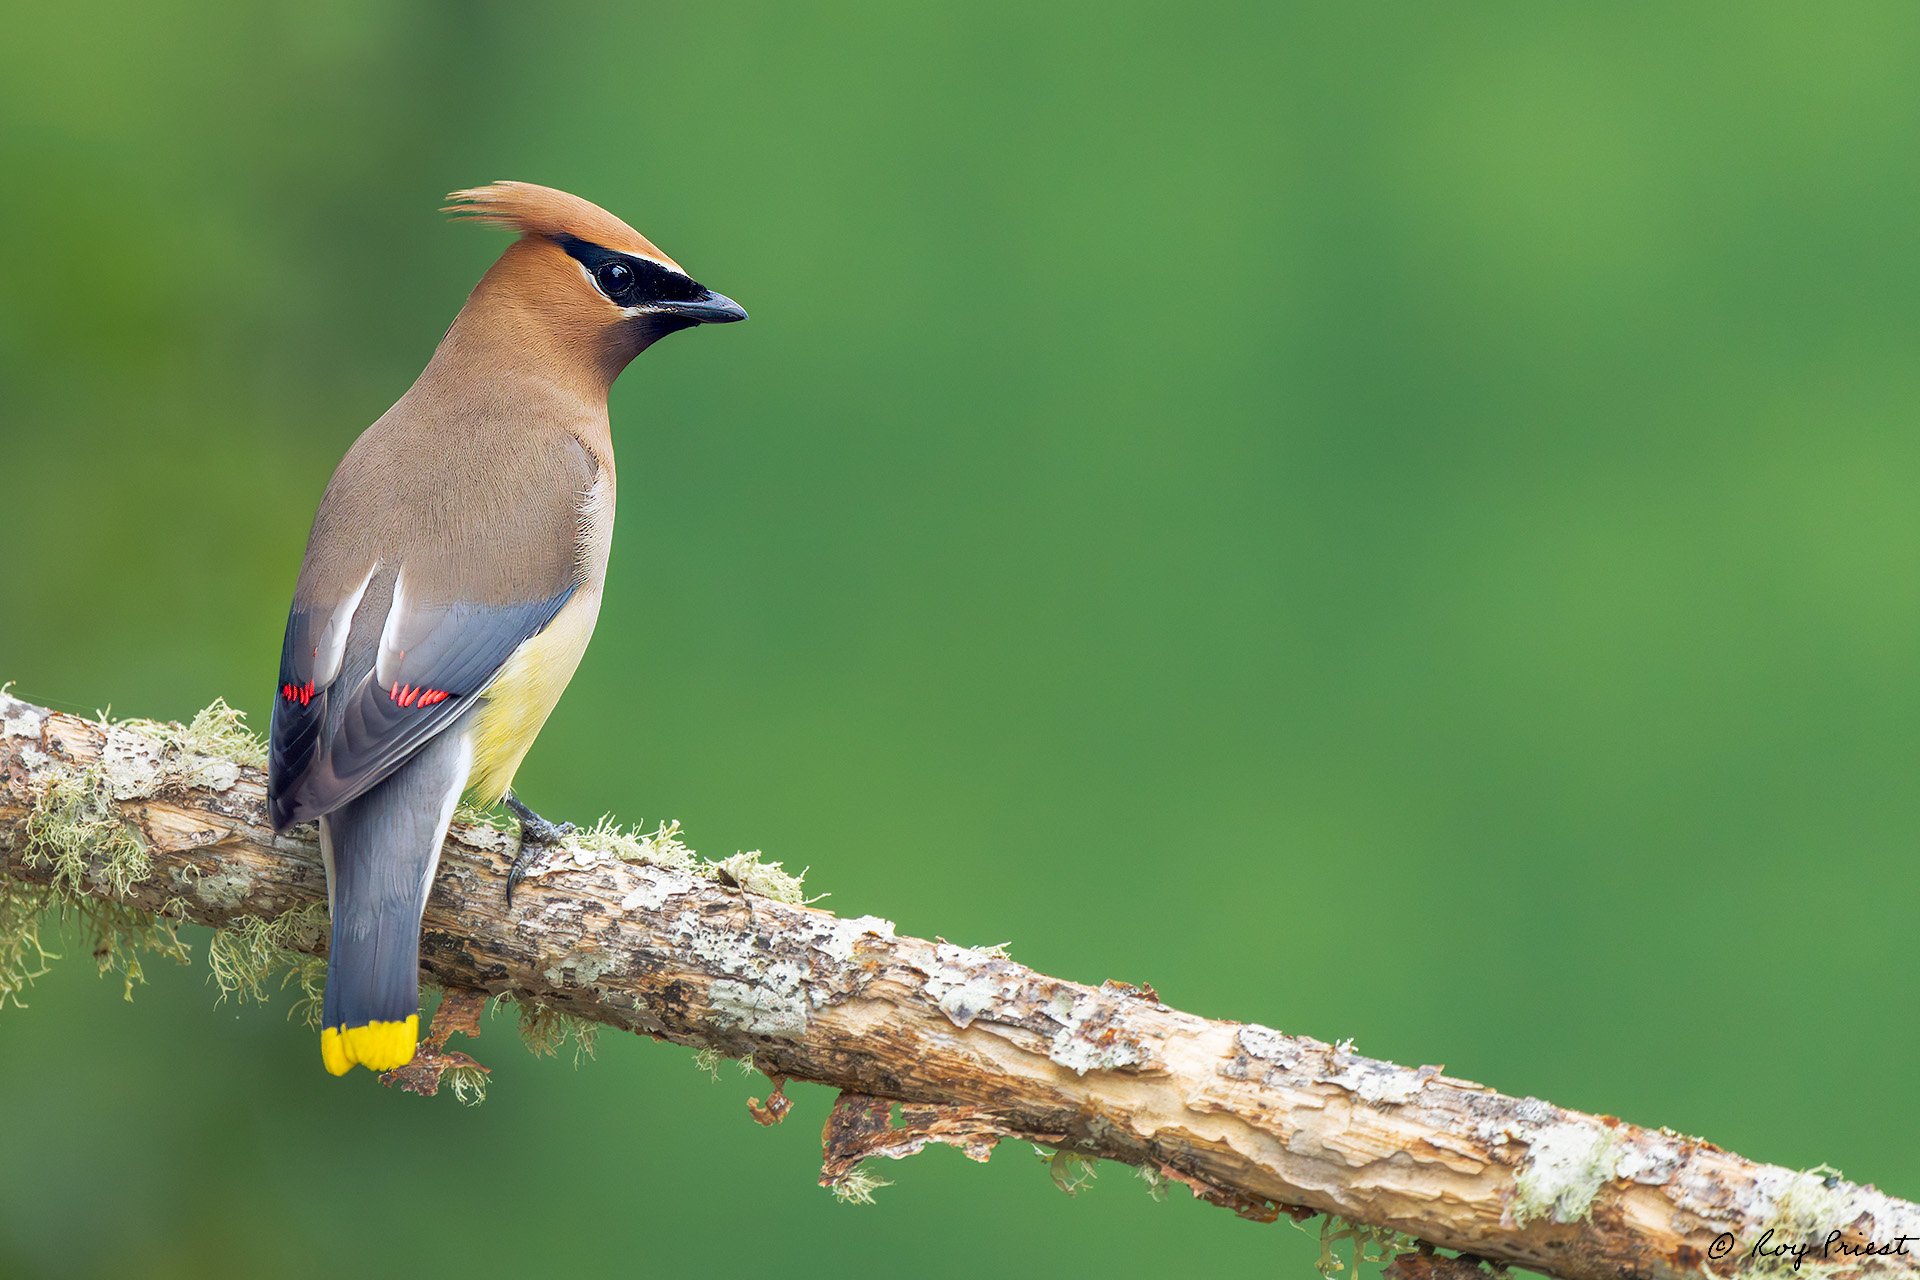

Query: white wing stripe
left=314, top=563, right=377, bottom=688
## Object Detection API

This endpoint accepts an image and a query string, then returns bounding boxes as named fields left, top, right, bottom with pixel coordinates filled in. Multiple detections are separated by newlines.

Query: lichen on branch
left=1, top=688, right=1915, bottom=1280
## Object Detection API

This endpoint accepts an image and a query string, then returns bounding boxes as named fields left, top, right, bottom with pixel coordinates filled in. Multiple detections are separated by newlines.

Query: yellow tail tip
left=320, top=1015, right=419, bottom=1075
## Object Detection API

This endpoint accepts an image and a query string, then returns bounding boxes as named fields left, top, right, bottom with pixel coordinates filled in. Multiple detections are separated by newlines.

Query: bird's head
left=442, top=180, right=746, bottom=387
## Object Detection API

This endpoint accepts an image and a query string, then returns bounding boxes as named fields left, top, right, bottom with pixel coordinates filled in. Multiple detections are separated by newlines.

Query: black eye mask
left=554, top=234, right=708, bottom=308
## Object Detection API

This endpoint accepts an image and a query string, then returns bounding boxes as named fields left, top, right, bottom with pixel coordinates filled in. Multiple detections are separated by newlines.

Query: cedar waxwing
left=266, top=181, right=745, bottom=1076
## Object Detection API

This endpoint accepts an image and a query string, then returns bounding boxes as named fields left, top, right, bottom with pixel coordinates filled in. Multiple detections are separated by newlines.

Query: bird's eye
left=593, top=261, right=635, bottom=301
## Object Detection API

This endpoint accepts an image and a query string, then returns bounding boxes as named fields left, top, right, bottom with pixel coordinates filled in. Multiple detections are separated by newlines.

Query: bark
left=2, top=690, right=1914, bottom=1280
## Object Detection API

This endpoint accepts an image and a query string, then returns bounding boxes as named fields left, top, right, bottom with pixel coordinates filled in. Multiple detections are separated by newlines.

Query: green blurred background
left=3, top=3, right=1917, bottom=1276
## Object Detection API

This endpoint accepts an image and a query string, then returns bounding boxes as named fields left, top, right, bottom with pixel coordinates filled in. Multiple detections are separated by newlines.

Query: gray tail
left=317, top=713, right=472, bottom=1074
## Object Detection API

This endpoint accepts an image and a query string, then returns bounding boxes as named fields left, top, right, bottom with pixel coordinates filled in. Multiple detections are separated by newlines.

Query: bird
left=266, top=181, right=746, bottom=1076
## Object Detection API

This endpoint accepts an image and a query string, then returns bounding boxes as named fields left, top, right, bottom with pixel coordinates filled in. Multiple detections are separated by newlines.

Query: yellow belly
left=468, top=587, right=603, bottom=805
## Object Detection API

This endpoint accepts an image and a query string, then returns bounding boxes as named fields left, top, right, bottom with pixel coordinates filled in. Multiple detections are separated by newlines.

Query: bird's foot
left=503, top=791, right=576, bottom=907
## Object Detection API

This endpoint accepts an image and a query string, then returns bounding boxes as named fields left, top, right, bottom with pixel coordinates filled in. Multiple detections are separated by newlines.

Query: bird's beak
left=656, top=288, right=748, bottom=324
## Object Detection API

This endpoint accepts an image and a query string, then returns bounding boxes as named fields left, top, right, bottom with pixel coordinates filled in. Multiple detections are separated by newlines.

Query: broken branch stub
left=819, top=1091, right=1046, bottom=1188
left=748, top=1077, right=792, bottom=1127
left=1, top=690, right=1916, bottom=1280
left=380, top=988, right=490, bottom=1100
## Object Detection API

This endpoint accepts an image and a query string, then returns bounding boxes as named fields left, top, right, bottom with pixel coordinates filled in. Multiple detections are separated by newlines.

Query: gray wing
left=268, top=572, right=573, bottom=830
left=266, top=413, right=597, bottom=832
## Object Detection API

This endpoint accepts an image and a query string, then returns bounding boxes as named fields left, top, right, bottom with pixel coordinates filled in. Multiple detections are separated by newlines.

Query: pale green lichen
left=831, top=1164, right=893, bottom=1206
left=5, top=763, right=189, bottom=1003
left=8, top=696, right=274, bottom=1000
left=1510, top=1121, right=1620, bottom=1226
left=1136, top=1163, right=1169, bottom=1203
left=0, top=886, right=193, bottom=1005
left=1032, top=1144, right=1100, bottom=1197
left=23, top=762, right=153, bottom=898
left=688, top=1046, right=757, bottom=1080
left=578, top=816, right=696, bottom=870
left=452, top=797, right=512, bottom=832
left=1297, top=1215, right=1419, bottom=1278
left=83, top=899, right=192, bottom=1000
left=1744, top=1164, right=1852, bottom=1279
left=498, top=993, right=599, bottom=1064
left=0, top=879, right=57, bottom=1008
left=5, top=697, right=830, bottom=1102
left=3, top=699, right=273, bottom=1008
left=563, top=816, right=812, bottom=904
left=707, top=850, right=809, bottom=905
left=205, top=903, right=329, bottom=1026
left=121, top=698, right=267, bottom=769
left=446, top=1065, right=489, bottom=1106
left=708, top=969, right=808, bottom=1037
left=498, top=811, right=817, bottom=913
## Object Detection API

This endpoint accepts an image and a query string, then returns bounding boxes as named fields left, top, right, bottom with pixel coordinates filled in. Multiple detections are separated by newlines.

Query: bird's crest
left=443, top=181, right=683, bottom=272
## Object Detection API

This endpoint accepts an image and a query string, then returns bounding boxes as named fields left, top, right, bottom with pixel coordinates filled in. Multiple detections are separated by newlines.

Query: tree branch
left=1, top=689, right=1913, bottom=1280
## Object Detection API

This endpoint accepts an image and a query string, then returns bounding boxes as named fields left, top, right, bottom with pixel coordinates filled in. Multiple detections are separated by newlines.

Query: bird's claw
left=503, top=791, right=576, bottom=907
